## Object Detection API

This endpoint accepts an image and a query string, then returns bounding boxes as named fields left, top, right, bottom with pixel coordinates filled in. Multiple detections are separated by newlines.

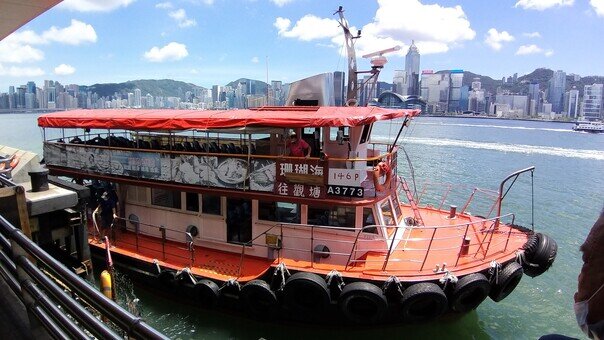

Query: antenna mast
left=334, top=6, right=361, bottom=105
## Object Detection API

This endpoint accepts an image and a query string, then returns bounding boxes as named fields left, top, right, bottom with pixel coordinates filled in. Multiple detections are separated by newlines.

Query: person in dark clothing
left=94, top=191, right=117, bottom=239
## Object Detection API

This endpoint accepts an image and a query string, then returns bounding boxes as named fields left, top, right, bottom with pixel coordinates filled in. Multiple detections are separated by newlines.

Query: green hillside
left=82, top=79, right=205, bottom=98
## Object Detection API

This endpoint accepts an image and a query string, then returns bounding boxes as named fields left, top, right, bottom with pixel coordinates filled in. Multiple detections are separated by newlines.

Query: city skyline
left=1, top=0, right=604, bottom=91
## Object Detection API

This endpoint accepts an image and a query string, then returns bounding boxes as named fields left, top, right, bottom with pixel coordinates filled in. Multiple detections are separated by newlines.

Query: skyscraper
left=134, top=88, right=142, bottom=108
left=548, top=70, right=566, bottom=113
left=567, top=88, right=579, bottom=118
left=528, top=83, right=541, bottom=115
left=581, top=84, right=603, bottom=120
left=404, top=41, right=420, bottom=96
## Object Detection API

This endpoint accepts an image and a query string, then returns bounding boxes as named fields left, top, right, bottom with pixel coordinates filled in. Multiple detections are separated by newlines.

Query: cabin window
left=360, top=124, right=372, bottom=144
left=258, top=201, right=300, bottom=224
left=392, top=195, right=402, bottom=222
left=186, top=192, right=199, bottom=212
left=151, top=188, right=182, bottom=209
left=307, top=205, right=355, bottom=229
left=362, top=207, right=378, bottom=234
left=127, top=186, right=148, bottom=204
left=202, top=195, right=221, bottom=215
left=380, top=199, right=396, bottom=226
left=329, top=127, right=349, bottom=143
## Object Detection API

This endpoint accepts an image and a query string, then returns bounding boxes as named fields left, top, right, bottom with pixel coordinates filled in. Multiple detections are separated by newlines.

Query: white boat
left=573, top=121, right=604, bottom=133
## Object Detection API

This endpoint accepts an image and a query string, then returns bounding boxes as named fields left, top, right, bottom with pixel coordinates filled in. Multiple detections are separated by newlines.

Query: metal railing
left=0, top=212, right=167, bottom=339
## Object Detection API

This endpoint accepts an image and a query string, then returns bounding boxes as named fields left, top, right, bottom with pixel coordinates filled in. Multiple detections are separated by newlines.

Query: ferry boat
left=37, top=104, right=557, bottom=324
left=573, top=121, right=604, bottom=133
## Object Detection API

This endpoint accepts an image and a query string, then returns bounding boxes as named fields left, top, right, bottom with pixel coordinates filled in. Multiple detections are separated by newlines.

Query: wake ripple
left=417, top=122, right=573, bottom=133
left=384, top=137, right=604, bottom=161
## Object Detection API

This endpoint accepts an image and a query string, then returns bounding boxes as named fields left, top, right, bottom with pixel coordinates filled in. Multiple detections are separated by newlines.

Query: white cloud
left=270, top=0, right=294, bottom=7
left=523, top=31, right=541, bottom=38
left=514, top=0, right=574, bottom=11
left=0, top=64, right=45, bottom=77
left=0, top=42, right=44, bottom=63
left=484, top=28, right=514, bottom=51
left=144, top=42, right=188, bottom=62
left=54, top=64, right=76, bottom=75
left=274, top=15, right=340, bottom=41
left=251, top=57, right=259, bottom=63
left=515, top=44, right=553, bottom=56
left=156, top=2, right=173, bottom=9
left=59, top=0, right=135, bottom=12
left=591, top=0, right=604, bottom=16
left=42, top=20, right=97, bottom=45
left=275, top=0, right=476, bottom=56
left=169, top=9, right=197, bottom=28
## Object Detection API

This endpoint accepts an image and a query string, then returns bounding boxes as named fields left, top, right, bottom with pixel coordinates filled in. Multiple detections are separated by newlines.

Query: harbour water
left=1, top=113, right=603, bottom=339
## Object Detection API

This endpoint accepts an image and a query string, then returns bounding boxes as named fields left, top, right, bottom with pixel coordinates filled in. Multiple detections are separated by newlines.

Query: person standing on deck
left=286, top=131, right=311, bottom=158
left=94, top=191, right=117, bottom=239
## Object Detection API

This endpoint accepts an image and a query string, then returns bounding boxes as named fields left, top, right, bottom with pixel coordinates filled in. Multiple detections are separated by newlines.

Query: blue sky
left=1, top=0, right=603, bottom=91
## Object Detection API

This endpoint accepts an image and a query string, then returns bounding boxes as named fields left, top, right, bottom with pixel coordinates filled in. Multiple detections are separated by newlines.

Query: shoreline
left=421, top=114, right=577, bottom=124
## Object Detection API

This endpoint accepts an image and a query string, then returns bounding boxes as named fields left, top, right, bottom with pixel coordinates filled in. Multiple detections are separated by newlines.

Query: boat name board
left=327, top=168, right=366, bottom=187
left=275, top=158, right=326, bottom=199
left=326, top=185, right=364, bottom=197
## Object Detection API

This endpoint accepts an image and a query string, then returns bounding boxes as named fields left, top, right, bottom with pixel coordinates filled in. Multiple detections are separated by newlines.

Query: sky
left=1, top=0, right=604, bottom=91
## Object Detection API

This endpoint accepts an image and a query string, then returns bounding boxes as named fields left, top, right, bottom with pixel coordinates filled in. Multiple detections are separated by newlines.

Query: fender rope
left=439, top=271, right=458, bottom=290
left=382, top=276, right=403, bottom=298
left=489, top=261, right=501, bottom=284
left=326, top=270, right=345, bottom=293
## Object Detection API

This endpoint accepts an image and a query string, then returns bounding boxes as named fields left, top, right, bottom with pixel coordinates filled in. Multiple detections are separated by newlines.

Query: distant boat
left=573, top=121, right=604, bottom=133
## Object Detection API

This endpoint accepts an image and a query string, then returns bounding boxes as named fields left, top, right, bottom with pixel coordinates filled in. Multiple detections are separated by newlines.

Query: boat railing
left=345, top=213, right=517, bottom=272
left=0, top=196, right=166, bottom=338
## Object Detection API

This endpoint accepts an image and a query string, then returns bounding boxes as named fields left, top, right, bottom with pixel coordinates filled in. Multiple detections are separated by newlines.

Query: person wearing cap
left=286, top=131, right=311, bottom=158
left=94, top=191, right=118, bottom=238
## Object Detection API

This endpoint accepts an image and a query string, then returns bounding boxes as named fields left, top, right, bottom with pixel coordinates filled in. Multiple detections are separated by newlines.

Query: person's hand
left=113, top=213, right=118, bottom=219
left=305, top=154, right=310, bottom=159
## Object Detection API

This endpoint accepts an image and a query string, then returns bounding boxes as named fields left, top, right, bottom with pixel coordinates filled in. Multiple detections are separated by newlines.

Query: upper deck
left=39, top=107, right=419, bottom=204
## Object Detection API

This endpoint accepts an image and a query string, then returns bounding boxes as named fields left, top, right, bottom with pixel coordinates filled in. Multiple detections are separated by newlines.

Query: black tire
left=523, top=233, right=557, bottom=278
left=157, top=270, right=176, bottom=288
left=449, top=273, right=491, bottom=313
left=240, top=280, right=278, bottom=316
left=283, top=272, right=331, bottom=317
left=489, top=262, right=523, bottom=302
left=194, top=279, right=220, bottom=308
left=400, top=282, right=448, bottom=323
left=338, top=282, right=388, bottom=324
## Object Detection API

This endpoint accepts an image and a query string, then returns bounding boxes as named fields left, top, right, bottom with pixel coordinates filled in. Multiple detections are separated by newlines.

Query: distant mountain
left=82, top=79, right=205, bottom=98
left=225, top=78, right=268, bottom=95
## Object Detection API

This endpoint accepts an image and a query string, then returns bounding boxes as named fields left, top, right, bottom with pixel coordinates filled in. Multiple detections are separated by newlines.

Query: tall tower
left=548, top=70, right=566, bottom=114
left=404, top=40, right=420, bottom=96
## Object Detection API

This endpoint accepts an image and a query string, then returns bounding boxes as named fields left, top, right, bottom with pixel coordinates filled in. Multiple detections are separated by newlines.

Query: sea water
left=1, top=113, right=603, bottom=339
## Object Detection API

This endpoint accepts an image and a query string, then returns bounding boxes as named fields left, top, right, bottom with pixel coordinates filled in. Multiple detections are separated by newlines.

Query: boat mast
left=334, top=6, right=361, bottom=105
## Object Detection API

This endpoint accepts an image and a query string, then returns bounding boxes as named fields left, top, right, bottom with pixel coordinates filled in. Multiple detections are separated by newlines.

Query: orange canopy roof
left=38, top=106, right=420, bottom=131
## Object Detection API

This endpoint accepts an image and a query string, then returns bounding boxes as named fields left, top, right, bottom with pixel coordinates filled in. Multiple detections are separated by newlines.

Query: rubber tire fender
left=194, top=279, right=220, bottom=308
left=523, top=233, right=557, bottom=278
left=283, top=272, right=331, bottom=317
left=449, top=273, right=491, bottom=313
left=338, top=282, right=388, bottom=324
left=157, top=270, right=176, bottom=289
left=240, top=279, right=278, bottom=316
left=400, top=282, right=448, bottom=323
left=489, top=262, right=523, bottom=302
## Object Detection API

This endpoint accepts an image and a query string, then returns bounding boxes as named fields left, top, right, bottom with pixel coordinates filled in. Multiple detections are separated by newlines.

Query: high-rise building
left=134, top=88, right=142, bottom=108
left=392, top=70, right=406, bottom=96
left=528, top=83, right=541, bottom=115
left=404, top=41, right=420, bottom=96
left=447, top=70, right=464, bottom=112
left=567, top=88, right=579, bottom=118
left=420, top=70, right=450, bottom=114
left=581, top=84, right=604, bottom=120
left=548, top=70, right=566, bottom=113
left=495, top=94, right=529, bottom=116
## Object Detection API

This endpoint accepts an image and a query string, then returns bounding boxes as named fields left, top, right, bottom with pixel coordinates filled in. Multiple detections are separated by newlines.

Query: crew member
left=286, top=131, right=311, bottom=158
left=94, top=191, right=117, bottom=239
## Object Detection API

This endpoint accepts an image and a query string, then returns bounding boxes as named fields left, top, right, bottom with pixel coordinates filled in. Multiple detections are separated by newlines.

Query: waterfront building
left=134, top=88, right=142, bottom=108
left=333, top=72, right=344, bottom=107
left=548, top=70, right=566, bottom=113
left=420, top=70, right=450, bottom=114
left=393, top=70, right=406, bottom=96
left=448, top=70, right=464, bottom=113
left=567, top=88, right=579, bottom=118
left=495, top=94, right=529, bottom=117
left=376, top=91, right=426, bottom=112
left=581, top=84, right=604, bottom=121
left=404, top=41, right=420, bottom=96
left=528, top=83, right=541, bottom=115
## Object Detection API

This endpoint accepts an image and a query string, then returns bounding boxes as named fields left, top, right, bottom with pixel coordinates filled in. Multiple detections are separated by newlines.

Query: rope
left=271, top=262, right=290, bottom=292
left=382, top=276, right=403, bottom=297
left=152, top=259, right=161, bottom=274
left=489, top=261, right=501, bottom=284
left=219, top=278, right=241, bottom=292
left=326, top=270, right=345, bottom=292
left=515, top=250, right=538, bottom=268
left=439, top=271, right=458, bottom=290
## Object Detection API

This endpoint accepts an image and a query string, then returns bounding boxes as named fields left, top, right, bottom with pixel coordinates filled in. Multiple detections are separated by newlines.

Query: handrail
left=0, top=214, right=168, bottom=339
left=495, top=166, right=535, bottom=230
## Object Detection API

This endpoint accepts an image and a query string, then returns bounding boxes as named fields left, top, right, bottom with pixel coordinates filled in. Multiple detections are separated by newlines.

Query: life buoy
left=372, top=160, right=392, bottom=192
left=9, top=155, right=19, bottom=169
left=400, top=282, right=448, bottom=323
left=489, top=262, right=523, bottom=302
left=346, top=98, right=358, bottom=107
left=283, top=272, right=331, bottom=318
left=240, top=279, right=278, bottom=316
left=338, top=282, right=388, bottom=324
left=522, top=232, right=557, bottom=278
left=194, top=279, right=220, bottom=308
left=157, top=270, right=177, bottom=288
left=449, top=273, right=491, bottom=313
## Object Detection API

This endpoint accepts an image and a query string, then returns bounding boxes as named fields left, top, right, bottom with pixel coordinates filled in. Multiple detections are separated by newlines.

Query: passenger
left=286, top=131, right=311, bottom=158
left=94, top=191, right=118, bottom=239
left=575, top=208, right=604, bottom=339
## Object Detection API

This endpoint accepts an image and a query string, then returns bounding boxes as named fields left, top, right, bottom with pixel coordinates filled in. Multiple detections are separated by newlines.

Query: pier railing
left=0, top=176, right=167, bottom=339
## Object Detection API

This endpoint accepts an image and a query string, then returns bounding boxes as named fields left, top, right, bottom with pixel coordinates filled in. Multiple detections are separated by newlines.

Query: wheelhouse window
left=151, top=188, right=181, bottom=209
left=186, top=192, right=199, bottom=212
left=362, top=207, right=378, bottom=234
left=202, top=195, right=221, bottom=215
left=258, top=201, right=300, bottom=224
left=308, top=205, right=356, bottom=229
left=380, top=199, right=396, bottom=226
